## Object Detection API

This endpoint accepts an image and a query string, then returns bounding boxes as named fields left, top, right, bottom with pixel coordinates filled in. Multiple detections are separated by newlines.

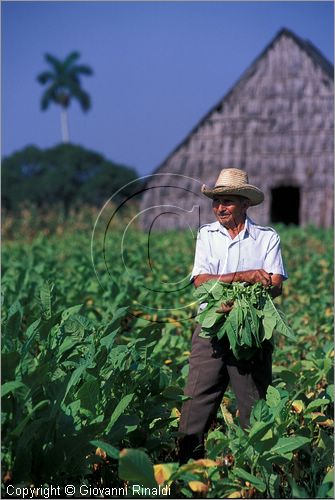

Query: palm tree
left=37, top=51, right=93, bottom=143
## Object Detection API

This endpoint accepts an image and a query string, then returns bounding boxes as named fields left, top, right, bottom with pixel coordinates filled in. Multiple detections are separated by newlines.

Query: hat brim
left=201, top=184, right=264, bottom=206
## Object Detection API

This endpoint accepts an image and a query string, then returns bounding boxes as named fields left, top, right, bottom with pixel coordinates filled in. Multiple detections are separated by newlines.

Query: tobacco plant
left=1, top=224, right=333, bottom=498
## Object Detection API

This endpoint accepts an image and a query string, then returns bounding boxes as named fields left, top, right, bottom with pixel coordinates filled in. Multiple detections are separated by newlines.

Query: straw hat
left=201, top=168, right=264, bottom=206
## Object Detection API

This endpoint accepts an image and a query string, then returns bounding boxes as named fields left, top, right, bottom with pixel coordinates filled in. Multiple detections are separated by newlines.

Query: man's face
left=212, top=195, right=250, bottom=227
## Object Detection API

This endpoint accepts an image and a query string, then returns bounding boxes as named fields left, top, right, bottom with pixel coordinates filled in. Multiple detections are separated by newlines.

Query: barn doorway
left=271, top=187, right=300, bottom=225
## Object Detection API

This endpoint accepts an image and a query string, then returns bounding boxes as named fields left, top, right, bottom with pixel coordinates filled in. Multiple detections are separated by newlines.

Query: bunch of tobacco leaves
left=194, top=280, right=295, bottom=360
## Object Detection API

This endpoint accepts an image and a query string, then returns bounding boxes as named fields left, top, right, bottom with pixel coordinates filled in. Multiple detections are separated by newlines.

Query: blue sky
left=2, top=1, right=334, bottom=176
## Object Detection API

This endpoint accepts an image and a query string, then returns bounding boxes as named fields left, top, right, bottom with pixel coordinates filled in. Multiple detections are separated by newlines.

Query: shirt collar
left=208, top=216, right=257, bottom=240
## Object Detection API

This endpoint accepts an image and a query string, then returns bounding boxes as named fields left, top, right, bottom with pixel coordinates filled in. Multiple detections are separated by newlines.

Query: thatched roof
left=140, top=28, right=334, bottom=229
left=152, top=28, right=333, bottom=174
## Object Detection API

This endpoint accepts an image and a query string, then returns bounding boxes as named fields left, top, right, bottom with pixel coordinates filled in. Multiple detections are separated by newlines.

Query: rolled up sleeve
left=264, top=233, right=288, bottom=279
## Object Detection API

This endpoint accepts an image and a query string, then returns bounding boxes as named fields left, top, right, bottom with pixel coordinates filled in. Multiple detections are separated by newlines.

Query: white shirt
left=191, top=216, right=288, bottom=282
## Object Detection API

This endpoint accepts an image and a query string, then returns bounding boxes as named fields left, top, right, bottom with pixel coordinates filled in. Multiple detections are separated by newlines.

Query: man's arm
left=193, top=271, right=283, bottom=298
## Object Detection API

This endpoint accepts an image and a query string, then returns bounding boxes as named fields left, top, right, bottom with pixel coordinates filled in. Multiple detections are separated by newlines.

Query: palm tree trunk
left=60, top=108, right=70, bottom=143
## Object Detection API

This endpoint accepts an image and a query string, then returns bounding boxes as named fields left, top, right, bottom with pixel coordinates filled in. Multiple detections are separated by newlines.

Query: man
left=178, top=168, right=287, bottom=464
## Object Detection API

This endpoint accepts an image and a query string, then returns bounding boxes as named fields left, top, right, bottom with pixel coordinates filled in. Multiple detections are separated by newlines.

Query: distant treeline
left=2, top=144, right=140, bottom=212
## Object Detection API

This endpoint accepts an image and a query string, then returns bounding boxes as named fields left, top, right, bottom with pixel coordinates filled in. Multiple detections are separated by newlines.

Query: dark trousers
left=178, top=324, right=272, bottom=464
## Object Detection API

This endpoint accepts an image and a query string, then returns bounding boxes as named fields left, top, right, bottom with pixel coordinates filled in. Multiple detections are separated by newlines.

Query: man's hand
left=237, top=270, right=283, bottom=297
left=237, top=269, right=272, bottom=287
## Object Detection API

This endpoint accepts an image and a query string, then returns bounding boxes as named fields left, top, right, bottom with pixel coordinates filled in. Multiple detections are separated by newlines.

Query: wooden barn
left=139, top=28, right=333, bottom=231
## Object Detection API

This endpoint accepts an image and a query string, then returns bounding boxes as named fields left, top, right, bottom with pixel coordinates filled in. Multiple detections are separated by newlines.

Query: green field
left=2, top=214, right=334, bottom=498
